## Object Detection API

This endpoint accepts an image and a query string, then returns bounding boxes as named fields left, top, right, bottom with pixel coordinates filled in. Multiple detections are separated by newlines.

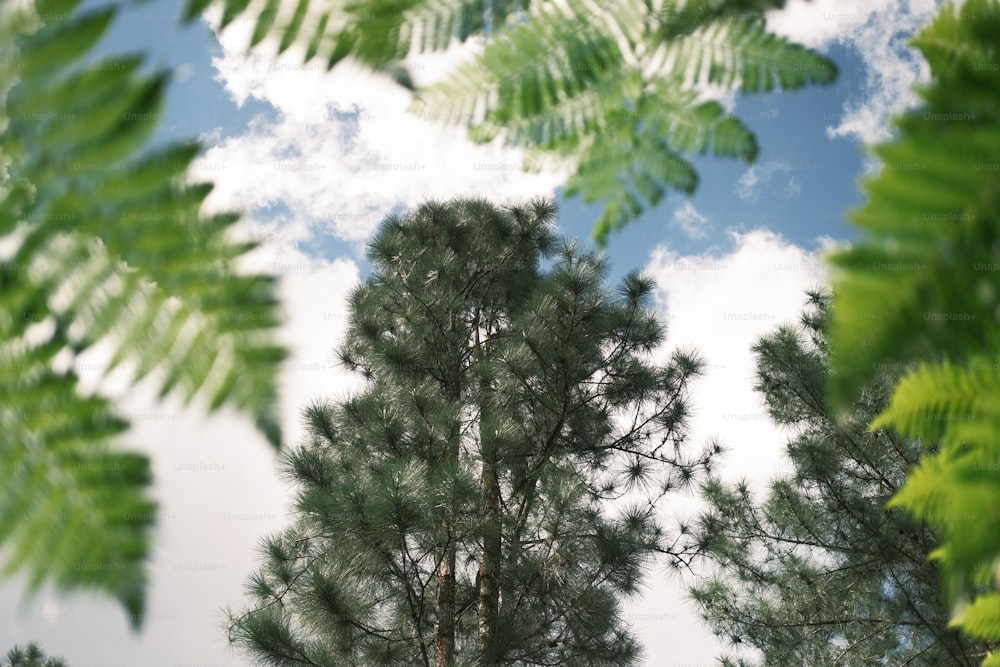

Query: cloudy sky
left=1, top=0, right=946, bottom=664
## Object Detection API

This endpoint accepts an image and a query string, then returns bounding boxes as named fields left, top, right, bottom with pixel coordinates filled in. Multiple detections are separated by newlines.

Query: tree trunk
left=434, top=540, right=456, bottom=667
left=501, top=474, right=539, bottom=621
left=477, top=314, right=502, bottom=663
left=477, top=455, right=501, bottom=663
left=435, top=356, right=461, bottom=667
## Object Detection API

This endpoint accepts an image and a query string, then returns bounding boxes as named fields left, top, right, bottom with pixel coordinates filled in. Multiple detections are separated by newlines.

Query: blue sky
left=1, top=0, right=945, bottom=664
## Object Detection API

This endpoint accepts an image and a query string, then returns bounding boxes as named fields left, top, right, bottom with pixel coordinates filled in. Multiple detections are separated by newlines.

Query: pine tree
left=226, top=196, right=715, bottom=665
left=686, top=290, right=994, bottom=666
left=3, top=643, right=67, bottom=667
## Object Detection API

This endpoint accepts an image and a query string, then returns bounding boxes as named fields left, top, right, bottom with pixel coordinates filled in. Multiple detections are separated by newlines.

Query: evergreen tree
left=686, top=291, right=993, bottom=666
left=3, top=643, right=67, bottom=667
left=226, top=196, right=715, bottom=666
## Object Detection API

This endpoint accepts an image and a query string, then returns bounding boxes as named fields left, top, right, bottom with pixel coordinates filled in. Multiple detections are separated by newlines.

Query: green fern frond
left=640, top=79, right=758, bottom=159
left=412, top=12, right=625, bottom=134
left=0, top=343, right=152, bottom=625
left=655, top=14, right=837, bottom=92
left=189, top=0, right=531, bottom=69
left=655, top=0, right=787, bottom=40
left=0, top=0, right=286, bottom=623
left=888, top=444, right=1000, bottom=607
left=829, top=1, right=1000, bottom=654
left=885, top=450, right=953, bottom=521
left=828, top=0, right=1000, bottom=406
left=16, top=4, right=113, bottom=79
left=412, top=2, right=770, bottom=245
left=566, top=120, right=697, bottom=241
left=561, top=78, right=756, bottom=241
left=951, top=593, right=1000, bottom=641
left=190, top=0, right=831, bottom=244
left=9, top=7, right=286, bottom=440
left=872, top=359, right=1000, bottom=450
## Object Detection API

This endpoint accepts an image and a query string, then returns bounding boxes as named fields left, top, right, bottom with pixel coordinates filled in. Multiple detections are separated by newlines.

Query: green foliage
left=188, top=0, right=836, bottom=245
left=827, top=0, right=1000, bottom=659
left=185, top=0, right=531, bottom=67
left=0, top=0, right=285, bottom=625
left=227, top=197, right=716, bottom=665
left=688, top=291, right=991, bottom=665
left=3, top=643, right=67, bottom=667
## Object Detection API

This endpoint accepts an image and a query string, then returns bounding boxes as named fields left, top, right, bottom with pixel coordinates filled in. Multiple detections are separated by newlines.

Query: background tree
left=825, top=0, right=1000, bottom=660
left=687, top=291, right=992, bottom=666
left=0, top=0, right=285, bottom=624
left=187, top=0, right=836, bottom=244
left=226, top=196, right=716, bottom=666
left=3, top=643, right=67, bottom=667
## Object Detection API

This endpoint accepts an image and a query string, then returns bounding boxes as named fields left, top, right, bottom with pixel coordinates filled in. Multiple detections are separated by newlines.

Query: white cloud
left=766, top=0, right=940, bottom=145
left=174, top=62, right=194, bottom=82
left=670, top=199, right=711, bottom=239
left=620, top=230, right=829, bottom=664
left=734, top=160, right=804, bottom=202
left=649, top=229, right=827, bottom=486
left=272, top=256, right=364, bottom=443
left=785, top=174, right=802, bottom=198
left=735, top=165, right=761, bottom=201
left=197, top=12, right=571, bottom=247
left=766, top=0, right=879, bottom=49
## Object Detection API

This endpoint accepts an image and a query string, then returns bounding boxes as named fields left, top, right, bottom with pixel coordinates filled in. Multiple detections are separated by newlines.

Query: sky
left=0, top=0, right=947, bottom=664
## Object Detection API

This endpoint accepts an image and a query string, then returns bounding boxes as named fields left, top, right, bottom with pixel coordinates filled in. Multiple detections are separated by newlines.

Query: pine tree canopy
left=226, top=196, right=718, bottom=666
left=186, top=0, right=836, bottom=244
left=2, top=644, right=67, bottom=667
left=687, top=290, right=993, bottom=666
